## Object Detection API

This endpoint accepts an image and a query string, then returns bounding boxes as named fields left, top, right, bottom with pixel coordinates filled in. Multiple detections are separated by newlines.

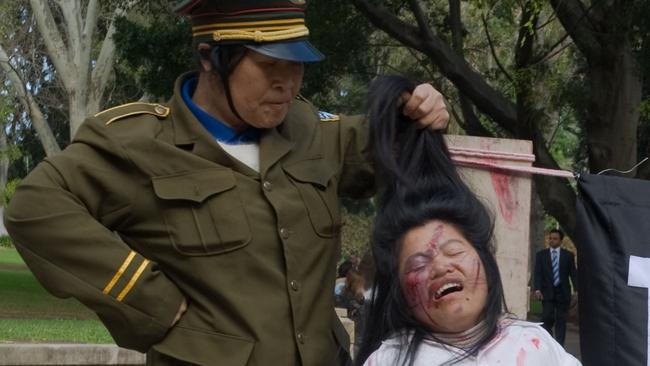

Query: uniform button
left=290, top=280, right=299, bottom=291
left=280, top=228, right=290, bottom=239
left=263, top=181, right=273, bottom=191
left=154, top=105, right=167, bottom=115
left=297, top=332, right=305, bottom=344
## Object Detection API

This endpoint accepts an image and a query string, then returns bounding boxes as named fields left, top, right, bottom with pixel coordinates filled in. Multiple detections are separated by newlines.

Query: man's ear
left=197, top=43, right=213, bottom=72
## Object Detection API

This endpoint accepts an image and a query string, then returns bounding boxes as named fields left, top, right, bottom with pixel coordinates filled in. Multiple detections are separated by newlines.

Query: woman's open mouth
left=433, top=282, right=464, bottom=300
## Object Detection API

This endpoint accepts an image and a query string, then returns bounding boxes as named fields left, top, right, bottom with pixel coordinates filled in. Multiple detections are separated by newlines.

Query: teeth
left=436, top=282, right=462, bottom=298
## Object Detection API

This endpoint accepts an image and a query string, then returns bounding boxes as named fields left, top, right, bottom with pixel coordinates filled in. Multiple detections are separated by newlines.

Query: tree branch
left=532, top=134, right=577, bottom=236
left=29, top=0, right=73, bottom=92
left=530, top=32, right=571, bottom=65
left=406, top=0, right=436, bottom=40
left=448, top=0, right=494, bottom=137
left=0, top=43, right=61, bottom=156
left=482, top=14, right=514, bottom=84
left=352, top=0, right=519, bottom=135
left=89, top=1, right=136, bottom=116
left=534, top=10, right=558, bottom=31
left=549, top=0, right=601, bottom=60
left=83, top=0, right=100, bottom=42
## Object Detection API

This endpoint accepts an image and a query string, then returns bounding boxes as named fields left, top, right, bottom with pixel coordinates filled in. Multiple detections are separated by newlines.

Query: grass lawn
left=0, top=319, right=113, bottom=344
left=0, top=247, right=25, bottom=266
left=0, top=247, right=112, bottom=343
left=529, top=299, right=542, bottom=315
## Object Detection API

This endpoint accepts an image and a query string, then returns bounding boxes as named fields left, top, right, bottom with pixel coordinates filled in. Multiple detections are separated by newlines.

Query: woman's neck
left=430, top=319, right=489, bottom=350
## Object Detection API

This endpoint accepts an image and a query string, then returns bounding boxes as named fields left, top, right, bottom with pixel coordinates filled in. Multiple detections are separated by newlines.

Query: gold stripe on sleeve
left=116, top=259, right=150, bottom=302
left=103, top=251, right=137, bottom=295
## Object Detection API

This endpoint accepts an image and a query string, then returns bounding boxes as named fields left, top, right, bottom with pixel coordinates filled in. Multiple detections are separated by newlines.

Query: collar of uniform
left=168, top=72, right=200, bottom=147
left=181, top=77, right=260, bottom=144
left=167, top=73, right=252, bottom=172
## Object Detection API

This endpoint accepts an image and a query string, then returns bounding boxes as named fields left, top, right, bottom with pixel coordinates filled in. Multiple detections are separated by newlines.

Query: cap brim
left=244, top=40, right=325, bottom=63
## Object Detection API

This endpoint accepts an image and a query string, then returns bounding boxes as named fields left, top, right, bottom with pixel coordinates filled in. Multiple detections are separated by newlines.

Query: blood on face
left=398, top=220, right=489, bottom=333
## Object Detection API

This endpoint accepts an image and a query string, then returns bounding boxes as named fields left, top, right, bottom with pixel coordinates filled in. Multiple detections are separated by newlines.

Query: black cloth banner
left=576, top=174, right=650, bottom=366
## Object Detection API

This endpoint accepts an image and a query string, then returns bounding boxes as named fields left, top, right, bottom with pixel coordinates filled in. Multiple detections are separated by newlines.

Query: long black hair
left=355, top=76, right=506, bottom=366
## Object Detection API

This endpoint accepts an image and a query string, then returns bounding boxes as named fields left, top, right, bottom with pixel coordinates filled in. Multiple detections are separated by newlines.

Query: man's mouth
left=433, top=282, right=464, bottom=300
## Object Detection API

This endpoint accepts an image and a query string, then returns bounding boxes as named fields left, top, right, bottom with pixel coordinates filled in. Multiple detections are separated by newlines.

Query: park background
left=0, top=0, right=641, bottom=356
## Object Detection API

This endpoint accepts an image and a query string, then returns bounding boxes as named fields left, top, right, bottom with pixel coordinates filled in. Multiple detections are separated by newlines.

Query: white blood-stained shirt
left=362, top=319, right=581, bottom=366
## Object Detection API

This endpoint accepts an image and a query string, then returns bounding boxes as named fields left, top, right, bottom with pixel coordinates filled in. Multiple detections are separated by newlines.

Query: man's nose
left=273, top=63, right=302, bottom=88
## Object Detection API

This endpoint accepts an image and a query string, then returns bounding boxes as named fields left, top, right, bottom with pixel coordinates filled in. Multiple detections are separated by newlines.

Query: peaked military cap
left=174, top=0, right=324, bottom=62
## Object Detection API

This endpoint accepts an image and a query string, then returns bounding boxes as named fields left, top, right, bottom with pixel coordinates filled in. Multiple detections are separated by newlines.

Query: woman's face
left=398, top=220, right=488, bottom=333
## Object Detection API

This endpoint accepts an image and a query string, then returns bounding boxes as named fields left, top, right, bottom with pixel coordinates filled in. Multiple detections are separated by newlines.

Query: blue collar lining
left=181, top=77, right=260, bottom=144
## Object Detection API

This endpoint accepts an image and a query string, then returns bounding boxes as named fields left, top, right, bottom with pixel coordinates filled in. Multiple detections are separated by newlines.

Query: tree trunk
left=1, top=0, right=128, bottom=152
left=0, top=44, right=61, bottom=156
left=587, top=43, right=641, bottom=174
left=69, top=90, right=89, bottom=140
left=549, top=0, right=642, bottom=174
left=0, top=125, right=9, bottom=235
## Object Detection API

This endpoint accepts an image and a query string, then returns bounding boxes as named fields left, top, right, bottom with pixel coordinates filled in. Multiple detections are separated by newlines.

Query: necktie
left=552, top=249, right=560, bottom=287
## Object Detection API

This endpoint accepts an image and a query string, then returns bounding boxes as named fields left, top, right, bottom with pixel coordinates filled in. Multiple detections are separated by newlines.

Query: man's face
left=220, top=50, right=304, bottom=130
left=548, top=232, right=562, bottom=248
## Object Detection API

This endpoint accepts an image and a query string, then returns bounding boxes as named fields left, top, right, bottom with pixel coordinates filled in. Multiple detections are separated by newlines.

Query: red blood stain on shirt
left=531, top=337, right=540, bottom=349
left=490, top=171, right=515, bottom=225
left=516, top=348, right=527, bottom=366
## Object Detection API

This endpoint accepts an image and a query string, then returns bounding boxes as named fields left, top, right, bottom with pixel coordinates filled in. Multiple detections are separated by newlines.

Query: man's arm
left=4, top=147, right=185, bottom=352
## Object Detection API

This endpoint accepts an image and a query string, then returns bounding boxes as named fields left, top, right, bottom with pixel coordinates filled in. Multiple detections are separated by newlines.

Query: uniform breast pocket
left=283, top=159, right=341, bottom=238
left=152, top=168, right=251, bottom=256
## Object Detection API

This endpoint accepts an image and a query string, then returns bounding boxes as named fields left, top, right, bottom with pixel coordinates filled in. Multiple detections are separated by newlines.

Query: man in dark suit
left=534, top=229, right=578, bottom=346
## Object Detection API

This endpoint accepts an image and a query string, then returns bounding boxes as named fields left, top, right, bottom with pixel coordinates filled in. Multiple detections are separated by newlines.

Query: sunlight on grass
left=1, top=247, right=108, bottom=343
left=0, top=319, right=112, bottom=344
left=0, top=247, right=24, bottom=266
left=0, top=269, right=96, bottom=319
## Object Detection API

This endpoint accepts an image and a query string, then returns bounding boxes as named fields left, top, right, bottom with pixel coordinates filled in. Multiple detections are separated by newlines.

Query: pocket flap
left=152, top=169, right=235, bottom=203
left=153, top=326, right=254, bottom=365
left=283, top=159, right=336, bottom=189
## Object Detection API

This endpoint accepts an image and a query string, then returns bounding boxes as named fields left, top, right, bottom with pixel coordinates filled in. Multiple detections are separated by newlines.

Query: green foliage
left=0, top=236, right=13, bottom=249
left=1, top=179, right=21, bottom=207
left=302, top=1, right=374, bottom=102
left=340, top=205, right=373, bottom=261
left=113, top=16, right=193, bottom=100
left=0, top=247, right=110, bottom=342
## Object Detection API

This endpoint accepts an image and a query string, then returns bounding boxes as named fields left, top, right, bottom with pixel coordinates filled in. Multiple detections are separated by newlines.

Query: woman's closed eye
left=403, top=253, right=433, bottom=274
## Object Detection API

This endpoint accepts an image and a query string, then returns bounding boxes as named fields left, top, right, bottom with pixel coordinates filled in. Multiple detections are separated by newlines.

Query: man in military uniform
left=4, top=1, right=448, bottom=365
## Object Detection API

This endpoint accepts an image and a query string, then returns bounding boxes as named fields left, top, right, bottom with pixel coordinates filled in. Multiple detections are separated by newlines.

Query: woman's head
left=356, top=76, right=505, bottom=365
left=398, top=220, right=488, bottom=333
left=370, top=183, right=504, bottom=339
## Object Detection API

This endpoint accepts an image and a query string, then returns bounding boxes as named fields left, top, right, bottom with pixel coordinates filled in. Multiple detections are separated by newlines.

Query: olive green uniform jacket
left=4, top=73, right=374, bottom=365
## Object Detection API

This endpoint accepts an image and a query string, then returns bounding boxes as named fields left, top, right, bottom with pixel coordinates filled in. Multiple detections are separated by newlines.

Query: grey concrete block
left=0, top=344, right=145, bottom=365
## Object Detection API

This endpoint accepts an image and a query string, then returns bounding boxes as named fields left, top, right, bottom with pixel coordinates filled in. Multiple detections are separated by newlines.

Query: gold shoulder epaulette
left=318, top=111, right=340, bottom=122
left=95, top=102, right=170, bottom=126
